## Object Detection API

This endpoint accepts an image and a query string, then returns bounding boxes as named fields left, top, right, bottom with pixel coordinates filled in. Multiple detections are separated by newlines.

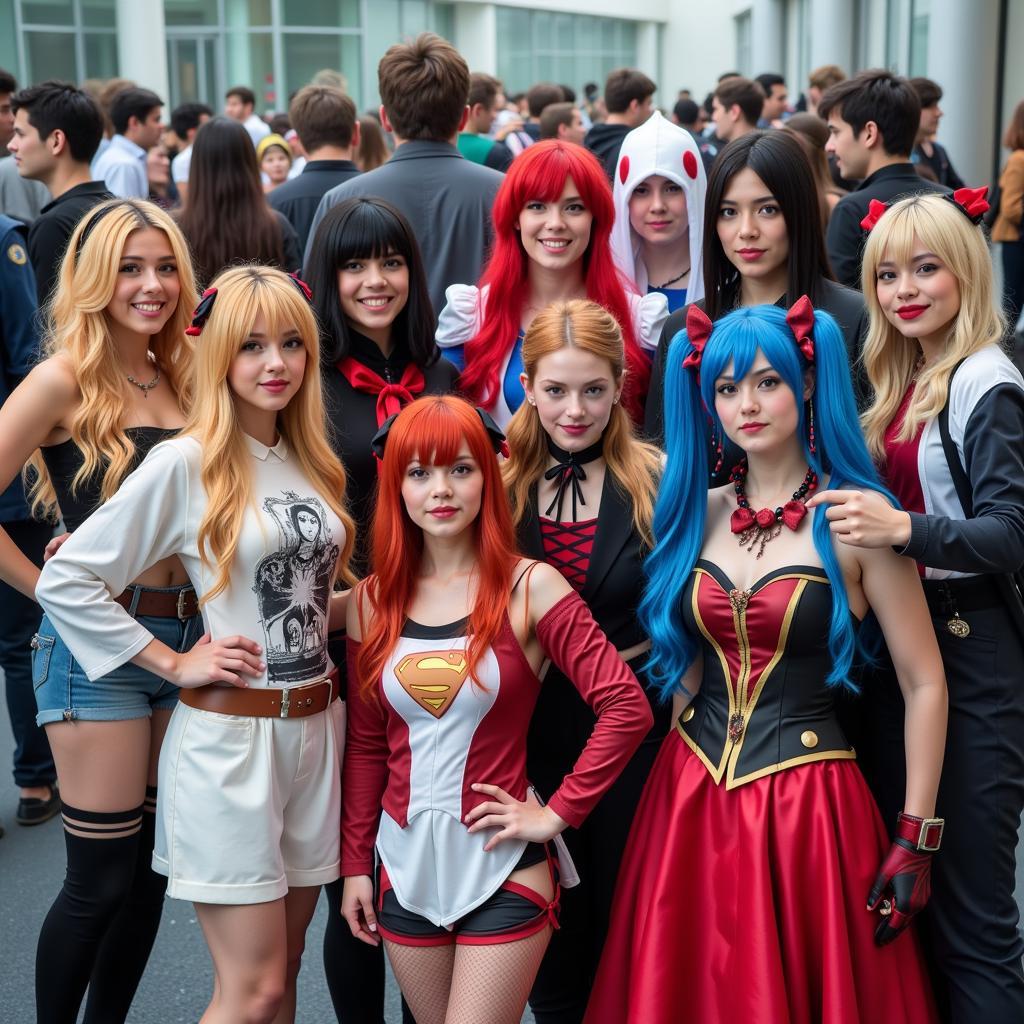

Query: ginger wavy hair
left=456, top=141, right=649, bottom=422
left=356, top=396, right=520, bottom=698
left=183, top=265, right=354, bottom=602
left=26, top=199, right=198, bottom=519
left=860, top=193, right=1005, bottom=459
left=503, top=300, right=661, bottom=547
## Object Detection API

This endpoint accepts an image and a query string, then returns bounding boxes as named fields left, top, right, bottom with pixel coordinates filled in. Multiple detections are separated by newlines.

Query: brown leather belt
left=179, top=669, right=340, bottom=720
left=115, top=585, right=199, bottom=620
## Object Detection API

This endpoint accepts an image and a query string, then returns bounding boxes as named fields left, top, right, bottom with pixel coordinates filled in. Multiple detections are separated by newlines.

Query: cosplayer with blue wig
left=585, top=300, right=948, bottom=1024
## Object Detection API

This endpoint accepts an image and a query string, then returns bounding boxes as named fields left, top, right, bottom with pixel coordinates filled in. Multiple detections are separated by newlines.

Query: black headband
left=370, top=406, right=509, bottom=461
left=74, top=200, right=143, bottom=264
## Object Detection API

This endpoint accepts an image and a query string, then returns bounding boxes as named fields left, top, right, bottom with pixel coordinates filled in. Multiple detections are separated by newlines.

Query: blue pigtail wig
left=640, top=303, right=897, bottom=702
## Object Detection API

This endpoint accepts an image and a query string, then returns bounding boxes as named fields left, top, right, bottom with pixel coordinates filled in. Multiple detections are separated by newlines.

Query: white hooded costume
left=610, top=111, right=707, bottom=308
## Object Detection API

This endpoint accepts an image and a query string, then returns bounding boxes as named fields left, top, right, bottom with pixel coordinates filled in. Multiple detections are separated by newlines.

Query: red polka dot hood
left=610, top=110, right=707, bottom=304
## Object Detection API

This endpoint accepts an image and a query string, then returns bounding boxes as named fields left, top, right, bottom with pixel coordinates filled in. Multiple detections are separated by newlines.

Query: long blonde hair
left=860, top=193, right=1005, bottom=459
left=503, top=300, right=661, bottom=546
left=26, top=199, right=198, bottom=519
left=184, top=265, right=354, bottom=602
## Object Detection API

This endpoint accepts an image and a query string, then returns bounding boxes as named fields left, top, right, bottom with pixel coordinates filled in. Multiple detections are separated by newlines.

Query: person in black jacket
left=306, top=195, right=457, bottom=1024
left=909, top=78, right=965, bottom=190
left=268, top=85, right=362, bottom=253
left=502, top=299, right=668, bottom=1024
left=645, top=129, right=868, bottom=449
left=820, top=69, right=948, bottom=289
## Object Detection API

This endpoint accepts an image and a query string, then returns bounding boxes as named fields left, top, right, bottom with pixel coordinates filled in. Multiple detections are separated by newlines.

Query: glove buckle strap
left=897, top=812, right=944, bottom=851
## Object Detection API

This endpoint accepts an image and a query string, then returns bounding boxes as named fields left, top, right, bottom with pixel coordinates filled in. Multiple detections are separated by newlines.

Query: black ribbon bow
left=543, top=436, right=604, bottom=521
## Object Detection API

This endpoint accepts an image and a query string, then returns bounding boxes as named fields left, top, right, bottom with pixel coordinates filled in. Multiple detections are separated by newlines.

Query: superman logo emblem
left=394, top=649, right=469, bottom=719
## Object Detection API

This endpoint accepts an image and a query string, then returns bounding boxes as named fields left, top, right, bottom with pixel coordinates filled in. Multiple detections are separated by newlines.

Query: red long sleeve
left=340, top=638, right=390, bottom=876
left=536, top=592, right=654, bottom=828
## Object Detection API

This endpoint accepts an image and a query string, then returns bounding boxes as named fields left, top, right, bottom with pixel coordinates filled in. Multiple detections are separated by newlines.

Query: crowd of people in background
left=0, top=27, right=1023, bottom=1024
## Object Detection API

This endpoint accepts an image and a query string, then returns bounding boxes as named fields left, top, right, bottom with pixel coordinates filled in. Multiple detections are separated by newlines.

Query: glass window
left=84, top=32, right=119, bottom=78
left=20, top=1, right=74, bottom=25
left=735, top=11, right=752, bottom=77
left=283, top=33, right=361, bottom=106
left=25, top=31, right=78, bottom=82
left=282, top=0, right=359, bottom=29
left=909, top=0, right=930, bottom=76
left=401, top=0, right=428, bottom=36
left=0, top=2, right=18, bottom=75
left=82, top=0, right=117, bottom=28
left=163, top=0, right=220, bottom=27
left=431, top=3, right=454, bottom=42
left=225, top=32, right=276, bottom=111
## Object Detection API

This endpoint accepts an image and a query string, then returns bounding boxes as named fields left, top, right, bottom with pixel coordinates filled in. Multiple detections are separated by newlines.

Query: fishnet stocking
left=445, top=926, right=552, bottom=1024
left=384, top=939, right=456, bottom=1024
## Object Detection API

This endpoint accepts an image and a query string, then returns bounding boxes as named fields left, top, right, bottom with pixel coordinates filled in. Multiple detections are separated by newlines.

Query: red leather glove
left=867, top=813, right=943, bottom=947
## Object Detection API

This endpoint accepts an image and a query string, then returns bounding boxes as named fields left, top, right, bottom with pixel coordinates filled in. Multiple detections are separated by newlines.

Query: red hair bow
left=946, top=186, right=989, bottom=225
left=184, top=287, right=218, bottom=337
left=786, top=295, right=815, bottom=363
left=860, top=199, right=889, bottom=233
left=682, top=305, right=714, bottom=372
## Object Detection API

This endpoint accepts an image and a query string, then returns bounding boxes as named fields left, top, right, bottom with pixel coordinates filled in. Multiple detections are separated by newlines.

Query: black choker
left=544, top=436, right=604, bottom=522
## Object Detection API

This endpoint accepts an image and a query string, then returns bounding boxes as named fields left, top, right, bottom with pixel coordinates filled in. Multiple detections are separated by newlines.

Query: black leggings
left=35, top=788, right=167, bottom=1024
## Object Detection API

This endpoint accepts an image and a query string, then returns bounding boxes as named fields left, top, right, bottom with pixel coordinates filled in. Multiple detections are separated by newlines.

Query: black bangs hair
left=305, top=196, right=438, bottom=366
left=702, top=129, right=833, bottom=321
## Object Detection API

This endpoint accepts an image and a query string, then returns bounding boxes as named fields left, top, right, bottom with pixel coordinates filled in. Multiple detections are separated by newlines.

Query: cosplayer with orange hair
left=340, top=395, right=652, bottom=1024
left=435, top=141, right=668, bottom=426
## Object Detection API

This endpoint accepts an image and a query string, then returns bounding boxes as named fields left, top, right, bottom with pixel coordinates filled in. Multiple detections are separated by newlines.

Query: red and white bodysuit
left=341, top=586, right=653, bottom=932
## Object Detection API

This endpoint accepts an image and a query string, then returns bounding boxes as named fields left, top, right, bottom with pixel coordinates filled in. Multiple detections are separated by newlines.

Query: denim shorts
left=32, top=583, right=203, bottom=726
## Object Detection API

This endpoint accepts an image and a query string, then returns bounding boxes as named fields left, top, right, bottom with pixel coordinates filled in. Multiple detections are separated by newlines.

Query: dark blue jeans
left=0, top=518, right=56, bottom=788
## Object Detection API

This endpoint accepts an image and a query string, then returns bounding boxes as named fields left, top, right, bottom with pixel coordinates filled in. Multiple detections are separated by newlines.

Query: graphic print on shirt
left=394, top=648, right=470, bottom=719
left=253, top=491, right=340, bottom=684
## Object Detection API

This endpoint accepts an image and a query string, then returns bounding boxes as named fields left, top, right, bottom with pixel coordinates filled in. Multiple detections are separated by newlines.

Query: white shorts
left=153, top=699, right=344, bottom=904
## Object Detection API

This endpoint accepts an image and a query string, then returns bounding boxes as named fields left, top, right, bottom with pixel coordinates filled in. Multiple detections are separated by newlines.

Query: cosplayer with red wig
left=435, top=141, right=668, bottom=426
left=340, top=395, right=652, bottom=1024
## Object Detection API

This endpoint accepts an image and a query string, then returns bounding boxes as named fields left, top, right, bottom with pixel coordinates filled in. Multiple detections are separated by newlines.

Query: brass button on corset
left=682, top=705, right=695, bottom=723
left=800, top=730, right=818, bottom=749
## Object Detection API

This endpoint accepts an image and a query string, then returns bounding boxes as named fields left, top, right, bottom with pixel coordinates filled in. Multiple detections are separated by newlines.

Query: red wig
left=458, top=141, right=650, bottom=422
left=357, top=396, right=521, bottom=698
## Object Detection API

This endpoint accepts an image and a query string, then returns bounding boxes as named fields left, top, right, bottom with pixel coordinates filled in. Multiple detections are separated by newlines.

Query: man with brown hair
left=457, top=72, right=513, bottom=171
left=806, top=64, right=845, bottom=116
left=584, top=67, right=656, bottom=179
left=539, top=101, right=585, bottom=144
left=524, top=81, right=564, bottom=141
left=269, top=85, right=361, bottom=251
left=710, top=76, right=763, bottom=145
left=305, top=33, right=502, bottom=315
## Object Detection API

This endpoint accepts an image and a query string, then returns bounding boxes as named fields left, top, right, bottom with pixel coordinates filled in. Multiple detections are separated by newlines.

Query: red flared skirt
left=585, top=730, right=938, bottom=1024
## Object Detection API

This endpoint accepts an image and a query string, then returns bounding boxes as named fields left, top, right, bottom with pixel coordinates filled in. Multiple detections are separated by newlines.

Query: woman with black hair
left=645, top=129, right=868, bottom=445
left=176, top=116, right=301, bottom=285
left=306, top=196, right=459, bottom=574
left=305, top=195, right=457, bottom=1024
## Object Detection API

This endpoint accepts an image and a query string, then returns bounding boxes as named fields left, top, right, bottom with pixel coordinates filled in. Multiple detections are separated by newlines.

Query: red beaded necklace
left=730, top=461, right=818, bottom=558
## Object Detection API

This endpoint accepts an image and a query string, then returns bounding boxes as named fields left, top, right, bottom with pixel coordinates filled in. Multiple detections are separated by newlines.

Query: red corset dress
left=585, top=562, right=938, bottom=1024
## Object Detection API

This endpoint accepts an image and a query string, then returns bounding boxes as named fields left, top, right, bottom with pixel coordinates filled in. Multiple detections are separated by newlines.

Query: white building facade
left=1, top=0, right=1019, bottom=185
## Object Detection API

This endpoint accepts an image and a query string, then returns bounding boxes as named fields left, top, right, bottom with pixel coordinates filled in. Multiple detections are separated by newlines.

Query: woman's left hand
left=464, top=783, right=567, bottom=852
left=806, top=489, right=912, bottom=549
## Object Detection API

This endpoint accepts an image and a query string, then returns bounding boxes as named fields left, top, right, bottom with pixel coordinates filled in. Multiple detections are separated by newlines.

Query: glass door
left=166, top=33, right=219, bottom=110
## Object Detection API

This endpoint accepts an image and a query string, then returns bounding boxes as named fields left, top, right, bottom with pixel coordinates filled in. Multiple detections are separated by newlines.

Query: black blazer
left=643, top=278, right=870, bottom=450
left=519, top=475, right=670, bottom=796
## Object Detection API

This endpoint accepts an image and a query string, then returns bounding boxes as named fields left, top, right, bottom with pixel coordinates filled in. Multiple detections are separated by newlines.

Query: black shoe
left=17, top=786, right=60, bottom=826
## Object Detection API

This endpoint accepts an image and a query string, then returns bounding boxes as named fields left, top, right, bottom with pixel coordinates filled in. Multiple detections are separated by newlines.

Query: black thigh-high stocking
left=35, top=802, right=144, bottom=1024
left=82, top=786, right=167, bottom=1023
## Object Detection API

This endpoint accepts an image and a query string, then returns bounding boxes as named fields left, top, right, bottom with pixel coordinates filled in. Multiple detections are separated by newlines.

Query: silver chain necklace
left=126, top=364, right=161, bottom=398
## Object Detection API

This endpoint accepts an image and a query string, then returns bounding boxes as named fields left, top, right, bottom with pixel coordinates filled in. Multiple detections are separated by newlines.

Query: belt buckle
left=176, top=588, right=193, bottom=621
left=279, top=688, right=291, bottom=718
left=916, top=817, right=944, bottom=851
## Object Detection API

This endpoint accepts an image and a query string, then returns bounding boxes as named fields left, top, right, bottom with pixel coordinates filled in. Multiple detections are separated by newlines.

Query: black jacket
left=518, top=475, right=670, bottom=795
left=911, top=141, right=965, bottom=191
left=584, top=122, right=631, bottom=182
left=826, top=163, right=949, bottom=289
left=321, top=331, right=459, bottom=575
left=269, top=159, right=361, bottom=254
left=28, top=181, right=112, bottom=305
left=644, top=278, right=870, bottom=448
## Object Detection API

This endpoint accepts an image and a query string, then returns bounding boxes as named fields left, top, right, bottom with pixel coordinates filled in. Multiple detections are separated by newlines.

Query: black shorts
left=375, top=842, right=558, bottom=946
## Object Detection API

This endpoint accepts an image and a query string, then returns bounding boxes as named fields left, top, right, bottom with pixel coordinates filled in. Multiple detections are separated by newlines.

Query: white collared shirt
left=92, top=134, right=149, bottom=199
left=36, top=434, right=347, bottom=686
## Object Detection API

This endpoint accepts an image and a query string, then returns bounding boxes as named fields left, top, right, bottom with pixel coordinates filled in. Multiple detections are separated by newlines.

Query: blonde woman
left=502, top=300, right=666, bottom=1022
left=813, top=191, right=1024, bottom=1020
left=0, top=198, right=197, bottom=1024
left=36, top=266, right=355, bottom=1024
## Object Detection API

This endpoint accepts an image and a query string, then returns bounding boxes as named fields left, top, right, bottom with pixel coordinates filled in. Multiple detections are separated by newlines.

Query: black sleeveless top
left=40, top=426, right=177, bottom=532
